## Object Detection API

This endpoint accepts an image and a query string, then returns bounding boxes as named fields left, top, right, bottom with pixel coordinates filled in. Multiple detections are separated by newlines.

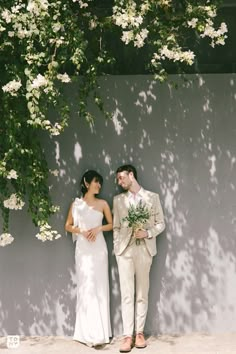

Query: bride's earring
left=84, top=178, right=89, bottom=190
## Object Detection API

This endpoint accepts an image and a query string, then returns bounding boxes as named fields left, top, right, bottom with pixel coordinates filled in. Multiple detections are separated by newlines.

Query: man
left=113, top=164, right=165, bottom=353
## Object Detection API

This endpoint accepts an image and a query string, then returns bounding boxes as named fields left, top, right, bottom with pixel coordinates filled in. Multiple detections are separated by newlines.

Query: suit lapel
left=138, top=188, right=153, bottom=209
left=122, top=192, right=130, bottom=209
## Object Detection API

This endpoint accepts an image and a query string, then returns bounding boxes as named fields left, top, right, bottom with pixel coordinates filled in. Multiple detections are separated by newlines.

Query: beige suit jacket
left=113, top=188, right=165, bottom=256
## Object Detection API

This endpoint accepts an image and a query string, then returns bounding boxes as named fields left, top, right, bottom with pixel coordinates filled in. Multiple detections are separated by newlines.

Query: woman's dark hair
left=80, top=170, right=103, bottom=196
left=116, top=164, right=137, bottom=180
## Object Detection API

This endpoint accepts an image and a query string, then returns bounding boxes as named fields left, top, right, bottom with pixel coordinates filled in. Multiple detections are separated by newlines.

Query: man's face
left=116, top=171, right=133, bottom=190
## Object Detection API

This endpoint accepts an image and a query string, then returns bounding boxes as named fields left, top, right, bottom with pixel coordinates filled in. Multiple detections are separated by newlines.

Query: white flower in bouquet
left=123, top=200, right=151, bottom=245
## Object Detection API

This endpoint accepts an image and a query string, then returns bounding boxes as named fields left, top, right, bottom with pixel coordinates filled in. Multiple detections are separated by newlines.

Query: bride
left=65, top=170, right=113, bottom=347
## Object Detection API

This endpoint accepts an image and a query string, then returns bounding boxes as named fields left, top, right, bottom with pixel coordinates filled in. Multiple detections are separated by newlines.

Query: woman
left=65, top=170, right=113, bottom=347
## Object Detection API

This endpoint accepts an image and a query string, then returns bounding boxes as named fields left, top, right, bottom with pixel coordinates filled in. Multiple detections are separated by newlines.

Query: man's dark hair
left=80, top=170, right=103, bottom=196
left=116, top=164, right=137, bottom=180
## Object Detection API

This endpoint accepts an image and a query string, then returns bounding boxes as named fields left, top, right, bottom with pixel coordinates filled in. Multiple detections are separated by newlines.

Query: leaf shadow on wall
left=99, top=74, right=236, bottom=334
left=42, top=73, right=236, bottom=336
left=0, top=208, right=76, bottom=336
left=64, top=74, right=236, bottom=335
left=1, top=74, right=236, bottom=337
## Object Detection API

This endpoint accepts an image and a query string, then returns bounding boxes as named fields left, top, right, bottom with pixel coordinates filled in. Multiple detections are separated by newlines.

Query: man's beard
left=121, top=181, right=132, bottom=191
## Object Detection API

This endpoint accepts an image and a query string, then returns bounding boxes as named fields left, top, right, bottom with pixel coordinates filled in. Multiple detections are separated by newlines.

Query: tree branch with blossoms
left=0, top=0, right=228, bottom=246
left=113, top=0, right=228, bottom=81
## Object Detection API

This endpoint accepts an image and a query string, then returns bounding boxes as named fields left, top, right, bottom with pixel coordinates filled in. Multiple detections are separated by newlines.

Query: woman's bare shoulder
left=97, top=199, right=110, bottom=208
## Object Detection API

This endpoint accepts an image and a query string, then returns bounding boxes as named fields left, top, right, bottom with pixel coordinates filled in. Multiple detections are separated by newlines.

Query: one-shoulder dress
left=72, top=198, right=111, bottom=346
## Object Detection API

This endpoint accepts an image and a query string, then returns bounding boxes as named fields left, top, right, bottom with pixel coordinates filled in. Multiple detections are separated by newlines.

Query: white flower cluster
left=113, top=1, right=143, bottom=29
left=72, top=0, right=93, bottom=8
left=52, top=22, right=63, bottom=33
left=78, top=0, right=88, bottom=8
left=7, top=169, right=18, bottom=179
left=158, top=0, right=171, bottom=7
left=2, top=79, right=22, bottom=96
left=1, top=9, right=13, bottom=24
left=200, top=21, right=228, bottom=47
left=35, top=222, right=61, bottom=242
left=57, top=73, right=71, bottom=83
left=3, top=194, right=25, bottom=210
left=1, top=2, right=48, bottom=41
left=89, top=18, right=98, bottom=30
left=152, top=46, right=195, bottom=66
left=50, top=122, right=63, bottom=136
left=31, top=74, right=48, bottom=89
left=122, top=28, right=149, bottom=48
left=26, top=117, right=63, bottom=136
left=113, top=1, right=149, bottom=48
left=121, top=30, right=133, bottom=44
left=23, top=71, right=64, bottom=135
left=186, top=4, right=228, bottom=48
left=198, top=5, right=217, bottom=19
left=187, top=18, right=198, bottom=29
left=134, top=28, right=149, bottom=48
left=50, top=205, right=60, bottom=213
left=112, top=1, right=228, bottom=69
left=0, top=233, right=14, bottom=247
left=27, top=0, right=49, bottom=16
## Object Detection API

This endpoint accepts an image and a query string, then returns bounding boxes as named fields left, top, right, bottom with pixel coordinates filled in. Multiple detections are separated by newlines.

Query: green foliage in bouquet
left=123, top=200, right=151, bottom=229
left=123, top=200, right=152, bottom=245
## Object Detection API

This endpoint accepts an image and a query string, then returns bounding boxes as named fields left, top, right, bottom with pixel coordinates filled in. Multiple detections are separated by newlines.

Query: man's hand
left=134, top=228, right=148, bottom=239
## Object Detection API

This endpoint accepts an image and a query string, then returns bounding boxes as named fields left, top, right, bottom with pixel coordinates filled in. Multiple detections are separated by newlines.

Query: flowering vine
left=113, top=0, right=228, bottom=80
left=0, top=0, right=228, bottom=246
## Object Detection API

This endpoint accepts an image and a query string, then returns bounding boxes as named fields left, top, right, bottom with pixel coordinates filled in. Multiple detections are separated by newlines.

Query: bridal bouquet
left=123, top=200, right=151, bottom=245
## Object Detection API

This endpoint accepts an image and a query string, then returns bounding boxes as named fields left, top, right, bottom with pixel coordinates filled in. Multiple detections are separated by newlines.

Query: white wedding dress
left=72, top=198, right=111, bottom=346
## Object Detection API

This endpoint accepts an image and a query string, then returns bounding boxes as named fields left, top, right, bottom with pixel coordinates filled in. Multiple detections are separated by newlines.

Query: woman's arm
left=65, top=203, right=81, bottom=234
left=88, top=200, right=113, bottom=238
left=101, top=200, right=113, bottom=232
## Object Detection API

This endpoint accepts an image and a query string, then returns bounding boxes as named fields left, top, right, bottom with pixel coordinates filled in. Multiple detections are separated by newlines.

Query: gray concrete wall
left=1, top=74, right=236, bottom=336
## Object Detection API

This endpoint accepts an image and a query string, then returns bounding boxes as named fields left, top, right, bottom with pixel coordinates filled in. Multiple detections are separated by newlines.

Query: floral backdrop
left=0, top=0, right=228, bottom=246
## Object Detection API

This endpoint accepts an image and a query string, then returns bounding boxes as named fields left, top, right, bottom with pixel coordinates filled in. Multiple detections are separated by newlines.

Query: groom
left=113, top=164, right=165, bottom=353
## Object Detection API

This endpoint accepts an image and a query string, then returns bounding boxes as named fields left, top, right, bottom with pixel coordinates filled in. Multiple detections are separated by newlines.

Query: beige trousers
left=116, top=241, right=153, bottom=336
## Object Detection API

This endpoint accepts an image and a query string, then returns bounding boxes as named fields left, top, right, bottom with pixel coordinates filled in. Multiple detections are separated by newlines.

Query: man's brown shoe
left=135, top=333, right=147, bottom=349
left=119, top=336, right=133, bottom=353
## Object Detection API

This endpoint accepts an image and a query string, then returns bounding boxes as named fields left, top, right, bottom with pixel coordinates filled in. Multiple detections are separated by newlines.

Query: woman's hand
left=81, top=230, right=91, bottom=241
left=82, top=226, right=101, bottom=242
left=87, top=226, right=101, bottom=242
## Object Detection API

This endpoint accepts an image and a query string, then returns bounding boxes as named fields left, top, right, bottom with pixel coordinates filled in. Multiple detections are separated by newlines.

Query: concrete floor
left=1, top=333, right=236, bottom=354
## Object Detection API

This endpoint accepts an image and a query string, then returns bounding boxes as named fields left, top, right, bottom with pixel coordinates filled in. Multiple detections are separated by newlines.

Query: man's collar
left=127, top=187, right=144, bottom=199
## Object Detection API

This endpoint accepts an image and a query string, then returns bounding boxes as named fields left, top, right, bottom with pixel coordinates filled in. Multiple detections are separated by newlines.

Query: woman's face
left=87, top=178, right=101, bottom=195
